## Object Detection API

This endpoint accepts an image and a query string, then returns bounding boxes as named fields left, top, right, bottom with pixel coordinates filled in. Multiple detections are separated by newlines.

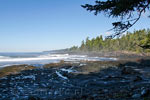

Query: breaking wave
left=0, top=53, right=117, bottom=67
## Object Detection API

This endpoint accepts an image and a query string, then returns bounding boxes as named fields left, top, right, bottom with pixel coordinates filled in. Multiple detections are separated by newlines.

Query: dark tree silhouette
left=82, top=0, right=150, bottom=38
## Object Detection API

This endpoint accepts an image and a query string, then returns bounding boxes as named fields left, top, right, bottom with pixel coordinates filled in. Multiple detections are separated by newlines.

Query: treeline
left=70, top=29, right=150, bottom=53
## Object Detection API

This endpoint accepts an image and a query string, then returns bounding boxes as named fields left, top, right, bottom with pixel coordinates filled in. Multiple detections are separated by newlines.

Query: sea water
left=0, top=52, right=117, bottom=68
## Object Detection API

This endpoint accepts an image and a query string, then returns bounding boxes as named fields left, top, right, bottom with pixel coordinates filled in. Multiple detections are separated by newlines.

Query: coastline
left=0, top=58, right=150, bottom=99
left=67, top=51, right=150, bottom=58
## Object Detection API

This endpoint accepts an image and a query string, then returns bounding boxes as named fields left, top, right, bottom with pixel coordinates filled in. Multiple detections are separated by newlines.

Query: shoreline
left=0, top=57, right=150, bottom=99
left=0, top=56, right=150, bottom=78
left=67, top=50, right=150, bottom=58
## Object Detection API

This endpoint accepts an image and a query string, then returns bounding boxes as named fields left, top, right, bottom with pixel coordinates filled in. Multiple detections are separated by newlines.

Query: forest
left=70, top=29, right=150, bottom=53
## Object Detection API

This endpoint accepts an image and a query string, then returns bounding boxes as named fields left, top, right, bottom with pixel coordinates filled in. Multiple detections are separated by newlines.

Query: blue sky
left=0, top=0, right=149, bottom=52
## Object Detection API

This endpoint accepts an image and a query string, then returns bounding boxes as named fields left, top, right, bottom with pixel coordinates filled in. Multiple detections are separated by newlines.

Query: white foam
left=79, top=63, right=87, bottom=66
left=0, top=64, right=21, bottom=68
left=60, top=68, right=76, bottom=73
left=0, top=54, right=69, bottom=62
left=56, top=71, right=68, bottom=80
left=0, top=54, right=117, bottom=68
left=38, top=54, right=69, bottom=58
left=0, top=54, right=88, bottom=62
left=0, top=56, right=10, bottom=59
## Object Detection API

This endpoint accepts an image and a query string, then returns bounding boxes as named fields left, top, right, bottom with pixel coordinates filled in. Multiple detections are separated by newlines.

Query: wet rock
left=141, top=88, right=150, bottom=97
left=121, top=67, right=139, bottom=75
left=133, top=76, right=142, bottom=82
left=12, top=97, right=16, bottom=100
left=1, top=60, right=150, bottom=100
left=28, top=96, right=41, bottom=100
left=132, top=94, right=141, bottom=98
left=60, top=71, right=70, bottom=78
left=103, top=89, right=109, bottom=93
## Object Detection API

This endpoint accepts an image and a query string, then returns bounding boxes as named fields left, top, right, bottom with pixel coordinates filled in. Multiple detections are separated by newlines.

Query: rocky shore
left=68, top=51, right=150, bottom=60
left=0, top=59, right=150, bottom=100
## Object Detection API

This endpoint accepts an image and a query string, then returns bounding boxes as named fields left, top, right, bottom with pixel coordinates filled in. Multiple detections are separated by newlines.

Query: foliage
left=82, top=0, right=150, bottom=38
left=69, top=46, right=79, bottom=51
left=70, top=29, right=150, bottom=53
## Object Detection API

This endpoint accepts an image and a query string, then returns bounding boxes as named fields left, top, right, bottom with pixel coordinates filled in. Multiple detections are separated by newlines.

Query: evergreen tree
left=82, top=0, right=150, bottom=38
left=70, top=29, right=150, bottom=53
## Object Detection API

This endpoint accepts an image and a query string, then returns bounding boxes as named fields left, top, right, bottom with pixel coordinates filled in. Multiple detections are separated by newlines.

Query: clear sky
left=0, top=0, right=149, bottom=52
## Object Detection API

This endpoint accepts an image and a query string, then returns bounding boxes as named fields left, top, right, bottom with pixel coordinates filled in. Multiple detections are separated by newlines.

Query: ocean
left=0, top=52, right=117, bottom=68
